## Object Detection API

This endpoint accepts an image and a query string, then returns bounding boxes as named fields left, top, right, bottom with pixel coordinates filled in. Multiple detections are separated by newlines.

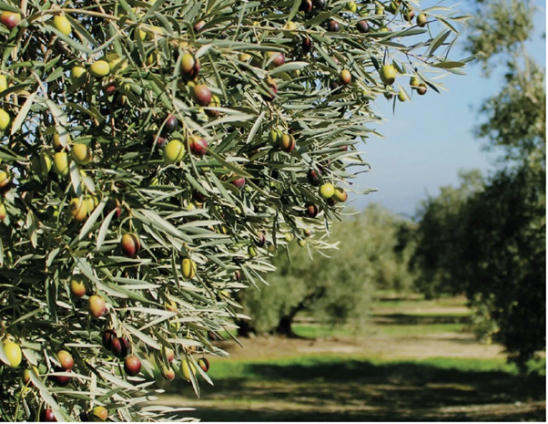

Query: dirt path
left=215, top=330, right=505, bottom=362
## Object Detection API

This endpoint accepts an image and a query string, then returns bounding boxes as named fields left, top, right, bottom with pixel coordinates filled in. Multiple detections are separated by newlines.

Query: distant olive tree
left=410, top=169, right=484, bottom=298
left=413, top=165, right=545, bottom=366
left=239, top=204, right=417, bottom=336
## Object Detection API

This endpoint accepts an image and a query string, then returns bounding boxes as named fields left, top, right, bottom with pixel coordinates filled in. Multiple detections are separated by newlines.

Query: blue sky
left=351, top=1, right=546, bottom=217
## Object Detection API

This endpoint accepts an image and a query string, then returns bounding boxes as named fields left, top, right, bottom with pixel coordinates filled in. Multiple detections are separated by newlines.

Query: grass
left=203, top=355, right=545, bottom=381
left=371, top=291, right=470, bottom=310
left=373, top=289, right=460, bottom=300
left=373, top=311, right=472, bottom=318
left=291, top=322, right=467, bottom=338
left=372, top=323, right=467, bottom=335
left=291, top=324, right=362, bottom=338
left=372, top=299, right=470, bottom=309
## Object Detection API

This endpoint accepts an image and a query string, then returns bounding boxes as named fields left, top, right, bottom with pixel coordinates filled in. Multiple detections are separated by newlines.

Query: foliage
left=412, top=169, right=545, bottom=367
left=413, top=165, right=546, bottom=365
left=358, top=204, right=418, bottom=293
left=474, top=56, right=545, bottom=166
left=465, top=0, right=544, bottom=167
left=457, top=166, right=545, bottom=366
left=240, top=204, right=417, bottom=334
left=464, top=0, right=535, bottom=74
left=0, top=0, right=466, bottom=421
left=410, top=169, right=484, bottom=298
left=241, top=215, right=374, bottom=335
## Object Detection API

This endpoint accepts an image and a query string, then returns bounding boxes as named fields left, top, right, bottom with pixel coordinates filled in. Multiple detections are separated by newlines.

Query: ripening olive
left=416, top=13, right=428, bottom=27
left=121, top=233, right=141, bottom=258
left=3, top=342, right=22, bottom=367
left=380, top=64, right=397, bottom=85
left=0, top=11, right=21, bottom=30
left=88, top=294, right=106, bottom=318
left=71, top=144, right=92, bottom=165
left=319, top=183, right=335, bottom=199
left=53, top=152, right=70, bottom=177
left=53, top=15, right=72, bottom=36
left=90, top=60, right=110, bottom=78
left=163, top=139, right=186, bottom=164
left=0, top=109, right=10, bottom=131
left=69, top=198, right=88, bottom=222
left=181, top=360, right=196, bottom=382
left=182, top=258, right=197, bottom=279
left=70, top=275, right=87, bottom=298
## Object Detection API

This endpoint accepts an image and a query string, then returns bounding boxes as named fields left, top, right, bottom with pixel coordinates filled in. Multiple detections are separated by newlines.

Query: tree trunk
left=275, top=315, right=295, bottom=336
left=273, top=303, right=310, bottom=338
left=236, top=319, right=256, bottom=338
left=273, top=289, right=328, bottom=338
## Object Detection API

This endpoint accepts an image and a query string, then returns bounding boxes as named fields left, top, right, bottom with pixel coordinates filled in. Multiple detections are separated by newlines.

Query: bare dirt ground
left=214, top=330, right=506, bottom=361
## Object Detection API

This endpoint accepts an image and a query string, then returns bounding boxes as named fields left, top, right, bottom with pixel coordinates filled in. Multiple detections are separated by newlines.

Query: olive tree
left=239, top=203, right=418, bottom=336
left=412, top=166, right=545, bottom=367
left=0, top=0, right=465, bottom=421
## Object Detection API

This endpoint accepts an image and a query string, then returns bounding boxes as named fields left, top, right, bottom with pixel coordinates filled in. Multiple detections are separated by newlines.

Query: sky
left=350, top=0, right=546, bottom=218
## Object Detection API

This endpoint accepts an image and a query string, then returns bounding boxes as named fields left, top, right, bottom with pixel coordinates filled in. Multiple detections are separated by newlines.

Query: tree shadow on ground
left=372, top=313, right=470, bottom=325
left=188, top=407, right=545, bottom=422
left=373, top=296, right=425, bottom=302
left=164, top=360, right=546, bottom=422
